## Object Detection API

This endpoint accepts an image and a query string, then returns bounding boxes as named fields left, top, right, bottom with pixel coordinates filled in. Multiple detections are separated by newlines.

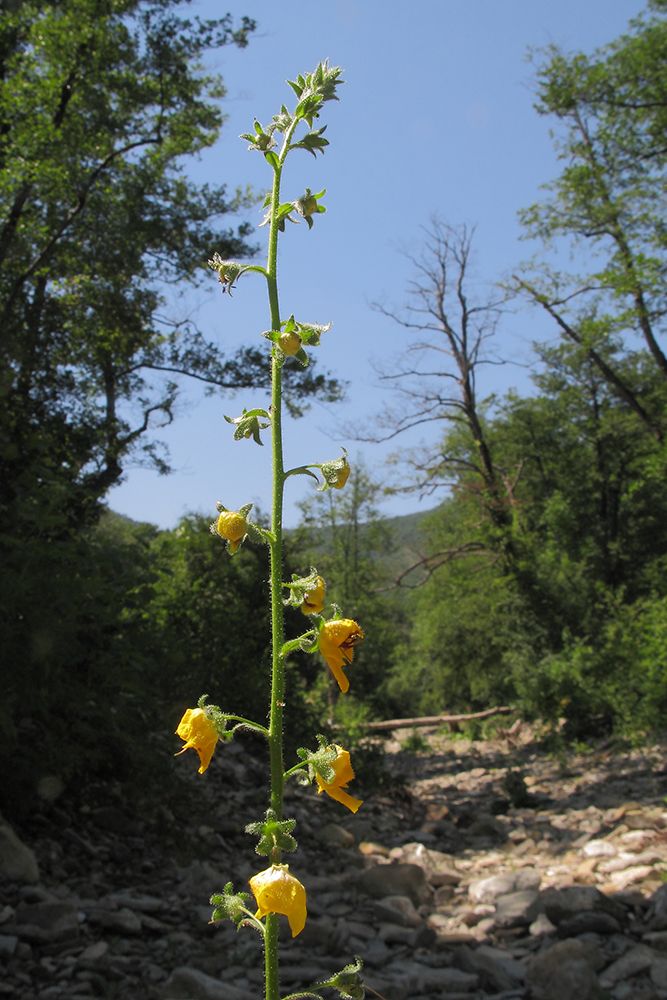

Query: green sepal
left=283, top=568, right=322, bottom=607
left=314, top=957, right=365, bottom=1000
left=297, top=734, right=338, bottom=785
left=291, top=126, right=330, bottom=157
left=246, top=808, right=298, bottom=855
left=264, top=150, right=279, bottom=169
left=245, top=521, right=275, bottom=545
left=295, top=347, right=309, bottom=367
left=207, top=254, right=246, bottom=295
left=209, top=882, right=251, bottom=926
left=317, top=448, right=349, bottom=491
left=262, top=317, right=330, bottom=348
left=224, top=408, right=271, bottom=446
left=271, top=106, right=293, bottom=132
left=197, top=695, right=236, bottom=743
left=240, top=119, right=277, bottom=152
left=281, top=630, right=318, bottom=656
left=284, top=466, right=321, bottom=484
left=237, top=502, right=254, bottom=520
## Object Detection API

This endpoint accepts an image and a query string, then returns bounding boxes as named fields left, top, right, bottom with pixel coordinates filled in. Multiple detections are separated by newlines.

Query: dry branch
left=354, top=705, right=513, bottom=732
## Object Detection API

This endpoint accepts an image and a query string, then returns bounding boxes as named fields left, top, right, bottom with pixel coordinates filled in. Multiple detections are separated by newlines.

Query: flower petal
left=320, top=783, right=363, bottom=814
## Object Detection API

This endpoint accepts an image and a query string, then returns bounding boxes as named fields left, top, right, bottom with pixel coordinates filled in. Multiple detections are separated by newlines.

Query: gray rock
left=466, top=813, right=508, bottom=840
left=373, top=895, right=422, bottom=927
left=78, top=941, right=109, bottom=964
left=651, top=955, right=667, bottom=989
left=318, top=823, right=355, bottom=848
left=556, top=910, right=621, bottom=937
left=36, top=775, right=65, bottom=803
left=398, top=842, right=461, bottom=887
left=0, top=934, right=18, bottom=959
left=360, top=938, right=393, bottom=967
left=542, top=885, right=626, bottom=926
left=645, top=883, right=667, bottom=931
left=106, top=891, right=162, bottom=912
left=526, top=939, right=604, bottom=1000
left=162, top=966, right=258, bottom=1000
left=453, top=944, right=514, bottom=992
left=515, top=866, right=542, bottom=891
left=299, top=914, right=339, bottom=950
left=362, top=975, right=408, bottom=1000
left=410, top=924, right=436, bottom=948
left=476, top=943, right=528, bottom=981
left=418, top=964, right=479, bottom=991
left=357, top=864, right=431, bottom=907
left=383, top=958, right=478, bottom=993
left=85, top=904, right=142, bottom=935
left=643, top=931, right=667, bottom=953
left=468, top=873, right=516, bottom=903
left=0, top=822, right=39, bottom=883
left=599, top=944, right=655, bottom=989
left=530, top=911, right=557, bottom=936
left=13, top=901, right=79, bottom=943
left=176, top=861, right=228, bottom=899
left=582, top=839, right=617, bottom=858
left=494, top=889, right=542, bottom=928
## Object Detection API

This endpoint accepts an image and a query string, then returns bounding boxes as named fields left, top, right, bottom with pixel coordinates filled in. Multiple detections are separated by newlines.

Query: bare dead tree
left=359, top=219, right=521, bottom=585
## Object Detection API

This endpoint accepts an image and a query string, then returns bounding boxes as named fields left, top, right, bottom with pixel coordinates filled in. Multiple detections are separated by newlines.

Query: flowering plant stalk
left=175, top=62, right=366, bottom=1000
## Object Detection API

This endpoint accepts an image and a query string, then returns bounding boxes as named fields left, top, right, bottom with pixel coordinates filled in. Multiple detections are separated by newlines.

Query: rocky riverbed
left=3, top=723, right=667, bottom=1000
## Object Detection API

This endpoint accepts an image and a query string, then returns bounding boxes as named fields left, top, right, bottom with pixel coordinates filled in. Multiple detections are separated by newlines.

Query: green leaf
left=284, top=466, right=320, bottom=483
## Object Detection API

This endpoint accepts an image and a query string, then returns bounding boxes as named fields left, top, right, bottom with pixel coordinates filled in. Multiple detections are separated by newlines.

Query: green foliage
left=295, top=462, right=407, bottom=717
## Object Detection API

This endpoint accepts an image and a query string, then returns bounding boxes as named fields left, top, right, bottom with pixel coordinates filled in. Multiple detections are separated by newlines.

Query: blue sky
left=108, top=0, right=643, bottom=529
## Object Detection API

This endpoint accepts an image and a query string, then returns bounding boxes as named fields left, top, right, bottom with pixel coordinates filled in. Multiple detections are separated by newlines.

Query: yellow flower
left=175, top=708, right=219, bottom=774
left=301, top=576, right=325, bottom=615
left=318, top=618, right=364, bottom=693
left=216, top=511, right=248, bottom=553
left=316, top=745, right=363, bottom=813
left=278, top=331, right=303, bottom=356
left=332, top=457, right=350, bottom=489
left=249, top=864, right=307, bottom=937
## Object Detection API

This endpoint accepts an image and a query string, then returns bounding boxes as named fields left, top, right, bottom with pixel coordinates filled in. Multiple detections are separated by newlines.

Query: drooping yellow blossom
left=331, top=456, right=350, bottom=489
left=278, top=330, right=302, bottom=356
left=301, top=576, right=326, bottom=615
left=318, top=619, right=364, bottom=693
left=249, top=864, right=307, bottom=937
left=175, top=708, right=219, bottom=774
left=316, top=745, right=363, bottom=813
left=216, top=511, right=248, bottom=553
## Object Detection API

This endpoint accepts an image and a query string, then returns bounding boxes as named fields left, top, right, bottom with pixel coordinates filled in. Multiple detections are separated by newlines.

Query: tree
left=295, top=462, right=405, bottom=719
left=513, top=1, right=667, bottom=443
left=0, top=0, right=341, bottom=537
left=365, top=220, right=521, bottom=584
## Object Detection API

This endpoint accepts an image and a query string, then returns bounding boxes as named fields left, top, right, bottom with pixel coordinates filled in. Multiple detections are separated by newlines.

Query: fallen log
left=360, top=706, right=513, bottom=733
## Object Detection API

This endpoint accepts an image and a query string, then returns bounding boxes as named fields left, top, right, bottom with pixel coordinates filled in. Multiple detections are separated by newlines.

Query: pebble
left=3, top=725, right=667, bottom=1000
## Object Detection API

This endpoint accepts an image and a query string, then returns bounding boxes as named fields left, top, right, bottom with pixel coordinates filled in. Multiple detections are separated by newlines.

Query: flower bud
left=249, top=864, right=307, bottom=937
left=301, top=576, right=325, bottom=615
left=278, top=331, right=303, bottom=356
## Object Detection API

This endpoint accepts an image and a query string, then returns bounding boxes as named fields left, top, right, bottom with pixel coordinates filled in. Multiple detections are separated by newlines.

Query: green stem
left=264, top=122, right=298, bottom=1000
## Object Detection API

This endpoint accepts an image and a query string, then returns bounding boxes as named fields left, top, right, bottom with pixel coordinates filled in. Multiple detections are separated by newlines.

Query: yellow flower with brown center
left=216, top=511, right=248, bottom=553
left=249, top=864, right=307, bottom=937
left=175, top=708, right=219, bottom=774
left=316, top=745, right=363, bottom=813
left=318, top=619, right=364, bottom=693
left=301, top=576, right=325, bottom=615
